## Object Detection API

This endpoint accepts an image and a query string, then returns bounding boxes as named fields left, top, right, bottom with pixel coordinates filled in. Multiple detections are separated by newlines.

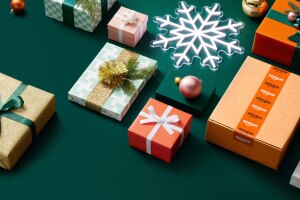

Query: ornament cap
left=175, top=77, right=182, bottom=85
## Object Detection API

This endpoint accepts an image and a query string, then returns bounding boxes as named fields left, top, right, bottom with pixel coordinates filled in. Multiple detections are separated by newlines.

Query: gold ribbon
left=86, top=50, right=139, bottom=112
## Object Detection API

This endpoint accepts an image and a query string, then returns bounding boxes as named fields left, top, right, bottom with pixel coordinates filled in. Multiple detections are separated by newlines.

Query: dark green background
left=1, top=0, right=300, bottom=199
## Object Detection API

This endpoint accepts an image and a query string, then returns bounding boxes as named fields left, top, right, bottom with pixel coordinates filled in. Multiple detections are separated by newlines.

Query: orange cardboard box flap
left=206, top=56, right=300, bottom=169
left=253, top=0, right=300, bottom=68
left=128, top=98, right=192, bottom=163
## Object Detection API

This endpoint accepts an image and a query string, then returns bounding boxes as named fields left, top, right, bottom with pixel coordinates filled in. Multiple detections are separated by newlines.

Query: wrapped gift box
left=206, top=56, right=300, bottom=169
left=0, top=73, right=56, bottom=170
left=155, top=69, right=215, bottom=115
left=290, top=162, right=300, bottom=189
left=108, top=7, right=148, bottom=47
left=253, top=0, right=300, bottom=69
left=68, top=42, right=157, bottom=121
left=45, top=0, right=116, bottom=32
left=128, top=98, right=192, bottom=163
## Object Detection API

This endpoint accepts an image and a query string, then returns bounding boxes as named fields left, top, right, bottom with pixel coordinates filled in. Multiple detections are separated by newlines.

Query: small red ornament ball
left=178, top=76, right=202, bottom=99
left=11, top=0, right=25, bottom=13
left=288, top=11, right=298, bottom=22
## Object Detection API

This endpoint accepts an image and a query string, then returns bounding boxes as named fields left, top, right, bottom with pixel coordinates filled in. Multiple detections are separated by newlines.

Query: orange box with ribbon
left=253, top=0, right=300, bottom=68
left=128, top=98, right=192, bottom=163
left=108, top=7, right=148, bottom=48
left=206, top=56, right=300, bottom=169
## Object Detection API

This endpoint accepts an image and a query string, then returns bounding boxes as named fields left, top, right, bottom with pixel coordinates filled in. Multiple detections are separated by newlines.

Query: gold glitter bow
left=86, top=50, right=156, bottom=112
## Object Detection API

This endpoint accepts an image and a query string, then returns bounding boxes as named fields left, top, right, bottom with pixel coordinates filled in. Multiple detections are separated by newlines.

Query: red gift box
left=128, top=98, right=193, bottom=163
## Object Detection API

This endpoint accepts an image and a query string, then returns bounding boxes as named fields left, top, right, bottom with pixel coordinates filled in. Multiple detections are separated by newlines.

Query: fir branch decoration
left=287, top=1, right=300, bottom=13
left=98, top=56, right=156, bottom=94
left=76, top=0, right=99, bottom=22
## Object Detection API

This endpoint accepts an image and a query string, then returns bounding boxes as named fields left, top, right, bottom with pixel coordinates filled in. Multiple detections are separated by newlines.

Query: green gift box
left=155, top=69, right=215, bottom=115
left=44, top=0, right=116, bottom=32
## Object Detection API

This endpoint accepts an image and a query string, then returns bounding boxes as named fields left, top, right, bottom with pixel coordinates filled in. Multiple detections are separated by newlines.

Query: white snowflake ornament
left=150, top=2, right=245, bottom=70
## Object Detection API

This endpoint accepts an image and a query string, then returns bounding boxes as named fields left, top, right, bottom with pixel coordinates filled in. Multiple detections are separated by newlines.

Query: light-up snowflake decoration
left=150, top=1, right=244, bottom=70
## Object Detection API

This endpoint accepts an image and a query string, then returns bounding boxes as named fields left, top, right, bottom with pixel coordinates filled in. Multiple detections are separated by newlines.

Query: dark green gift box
left=155, top=69, right=215, bottom=115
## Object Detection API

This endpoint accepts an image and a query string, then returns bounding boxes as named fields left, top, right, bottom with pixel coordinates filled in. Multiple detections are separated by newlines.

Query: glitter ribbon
left=139, top=105, right=184, bottom=155
left=116, top=9, right=143, bottom=43
left=0, top=83, right=36, bottom=139
left=86, top=50, right=138, bottom=112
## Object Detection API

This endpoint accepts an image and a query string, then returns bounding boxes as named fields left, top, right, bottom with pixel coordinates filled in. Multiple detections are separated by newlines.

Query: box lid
left=209, top=56, right=300, bottom=150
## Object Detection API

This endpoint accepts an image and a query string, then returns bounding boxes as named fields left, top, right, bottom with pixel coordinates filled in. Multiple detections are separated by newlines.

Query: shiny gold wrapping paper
left=0, top=73, right=56, bottom=170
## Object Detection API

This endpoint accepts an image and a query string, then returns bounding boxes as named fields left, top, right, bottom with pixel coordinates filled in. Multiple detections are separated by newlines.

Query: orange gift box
left=253, top=0, right=300, bottom=68
left=108, top=7, right=148, bottom=47
left=206, top=56, right=300, bottom=169
left=128, top=98, right=192, bottom=163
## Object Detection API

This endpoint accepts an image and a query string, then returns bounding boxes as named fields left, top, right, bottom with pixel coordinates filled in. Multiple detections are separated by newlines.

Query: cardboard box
left=128, top=98, right=192, bottom=163
left=0, top=73, right=56, bottom=170
left=290, top=162, right=300, bottom=189
left=253, top=0, right=300, bottom=69
left=68, top=42, right=157, bottom=121
left=45, top=0, right=116, bottom=32
left=108, top=7, right=148, bottom=47
left=206, top=56, right=300, bottom=169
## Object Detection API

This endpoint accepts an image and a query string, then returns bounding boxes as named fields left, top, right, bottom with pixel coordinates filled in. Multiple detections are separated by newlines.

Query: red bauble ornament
left=177, top=76, right=202, bottom=99
left=11, top=0, right=25, bottom=13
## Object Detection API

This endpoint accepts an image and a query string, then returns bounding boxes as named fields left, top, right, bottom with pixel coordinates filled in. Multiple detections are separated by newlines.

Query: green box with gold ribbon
left=0, top=73, right=56, bottom=170
left=45, top=0, right=116, bottom=32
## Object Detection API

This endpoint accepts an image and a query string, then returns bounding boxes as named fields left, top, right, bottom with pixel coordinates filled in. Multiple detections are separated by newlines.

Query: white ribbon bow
left=117, top=9, right=138, bottom=25
left=139, top=105, right=184, bottom=155
left=116, top=9, right=143, bottom=44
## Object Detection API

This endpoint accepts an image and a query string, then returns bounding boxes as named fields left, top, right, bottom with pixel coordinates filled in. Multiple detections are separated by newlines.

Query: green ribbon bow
left=267, top=9, right=300, bottom=67
left=0, top=83, right=36, bottom=139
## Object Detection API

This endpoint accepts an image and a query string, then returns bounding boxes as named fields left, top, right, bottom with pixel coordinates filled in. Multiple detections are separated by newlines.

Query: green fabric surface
left=0, top=0, right=300, bottom=199
left=155, top=68, right=216, bottom=115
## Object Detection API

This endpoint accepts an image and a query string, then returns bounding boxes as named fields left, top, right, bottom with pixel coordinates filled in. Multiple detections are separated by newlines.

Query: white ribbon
left=116, top=9, right=143, bottom=44
left=139, top=105, right=184, bottom=155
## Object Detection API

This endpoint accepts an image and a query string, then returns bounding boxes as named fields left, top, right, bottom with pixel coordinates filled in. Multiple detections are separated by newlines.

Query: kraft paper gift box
left=45, top=0, right=116, bottom=32
left=253, top=0, right=300, bottom=69
left=0, top=73, right=56, bottom=170
left=156, top=69, right=216, bottom=115
left=206, top=56, right=300, bottom=169
left=68, top=42, right=157, bottom=121
left=290, top=162, right=300, bottom=189
left=108, top=7, right=148, bottom=47
left=128, top=98, right=192, bottom=163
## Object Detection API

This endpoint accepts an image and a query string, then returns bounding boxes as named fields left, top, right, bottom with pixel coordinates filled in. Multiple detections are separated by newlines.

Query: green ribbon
left=101, top=0, right=108, bottom=16
left=0, top=83, right=36, bottom=139
left=267, top=9, right=300, bottom=67
left=62, top=0, right=109, bottom=26
left=62, top=0, right=76, bottom=26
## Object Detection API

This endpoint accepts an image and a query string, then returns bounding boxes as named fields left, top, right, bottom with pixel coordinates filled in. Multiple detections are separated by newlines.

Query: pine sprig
left=289, top=1, right=300, bottom=11
left=122, top=80, right=136, bottom=94
left=127, top=66, right=156, bottom=80
left=76, top=0, right=99, bottom=22
left=98, top=56, right=156, bottom=94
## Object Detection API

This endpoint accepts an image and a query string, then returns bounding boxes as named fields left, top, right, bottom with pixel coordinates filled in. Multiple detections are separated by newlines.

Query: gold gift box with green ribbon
left=0, top=73, right=56, bottom=170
